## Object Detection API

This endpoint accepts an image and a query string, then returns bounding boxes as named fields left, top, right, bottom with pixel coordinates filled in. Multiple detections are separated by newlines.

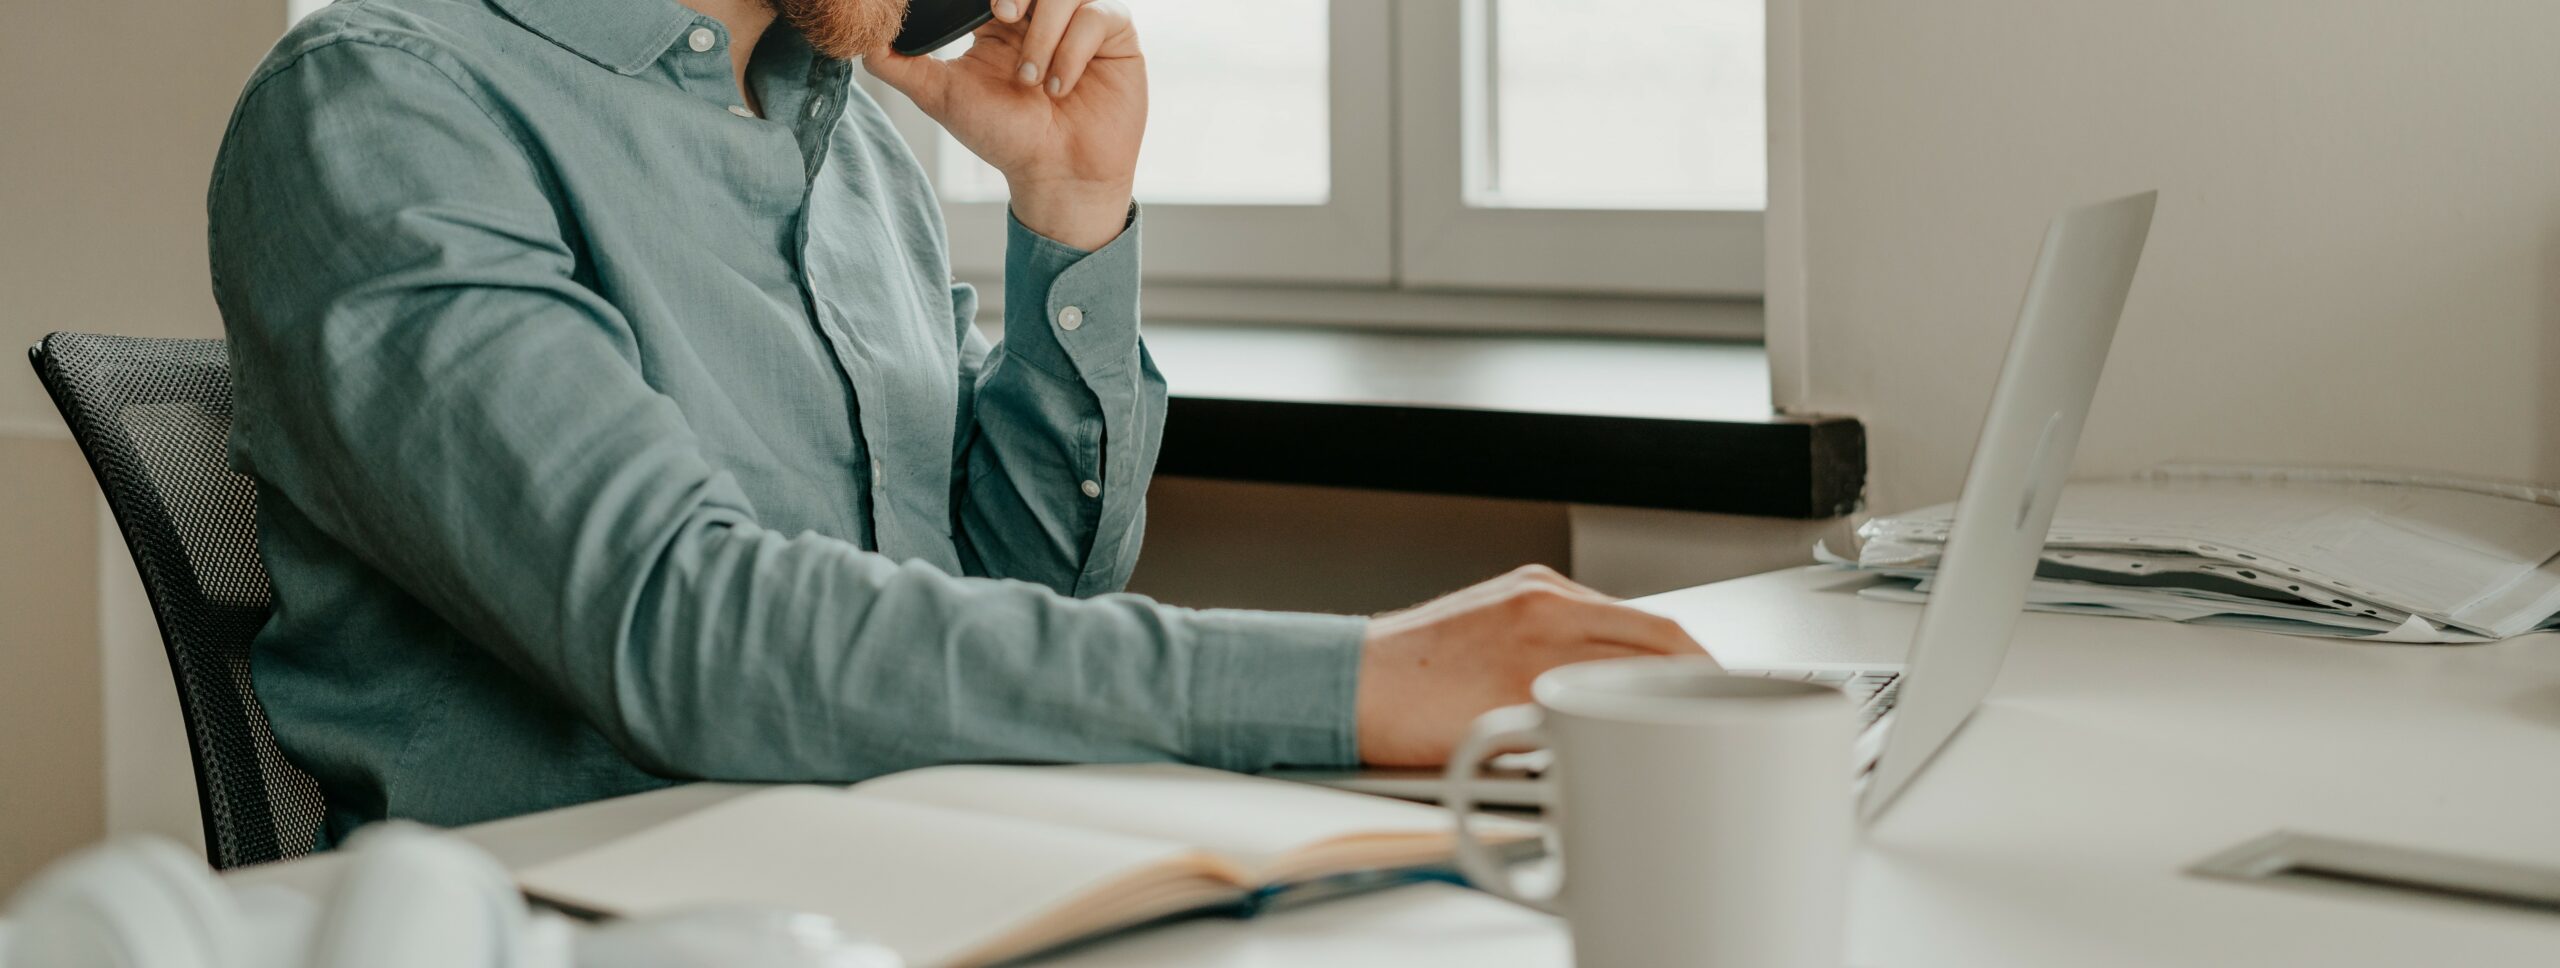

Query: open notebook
left=515, top=764, right=1543, bottom=967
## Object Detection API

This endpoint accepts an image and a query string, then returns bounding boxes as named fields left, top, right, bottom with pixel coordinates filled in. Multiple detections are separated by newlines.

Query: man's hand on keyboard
left=1353, top=565, right=1712, bottom=767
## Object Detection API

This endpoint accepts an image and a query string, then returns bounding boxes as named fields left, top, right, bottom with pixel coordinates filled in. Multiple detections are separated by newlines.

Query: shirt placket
left=669, top=22, right=886, bottom=548
left=783, top=67, right=894, bottom=549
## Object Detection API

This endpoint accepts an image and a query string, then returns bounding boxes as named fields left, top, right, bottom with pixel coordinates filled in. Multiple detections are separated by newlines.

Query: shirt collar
left=487, top=0, right=705, bottom=76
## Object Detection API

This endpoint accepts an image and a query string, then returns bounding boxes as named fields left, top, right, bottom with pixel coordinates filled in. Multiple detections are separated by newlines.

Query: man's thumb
left=861, top=49, right=946, bottom=110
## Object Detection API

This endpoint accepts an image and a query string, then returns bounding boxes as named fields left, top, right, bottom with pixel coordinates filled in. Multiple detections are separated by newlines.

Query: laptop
left=1275, top=190, right=2157, bottom=821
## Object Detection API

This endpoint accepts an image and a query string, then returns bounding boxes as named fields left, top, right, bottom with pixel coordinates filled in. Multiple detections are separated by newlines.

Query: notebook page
left=858, top=763, right=1527, bottom=874
left=515, top=786, right=1198, bottom=967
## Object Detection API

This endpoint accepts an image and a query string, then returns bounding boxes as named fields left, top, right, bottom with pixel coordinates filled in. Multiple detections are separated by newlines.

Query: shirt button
left=728, top=104, right=756, bottom=119
left=1057, top=305, right=1084, bottom=332
left=809, top=96, right=828, bottom=119
left=687, top=27, right=717, bottom=52
left=1080, top=479, right=1102, bottom=498
left=871, top=458, right=884, bottom=480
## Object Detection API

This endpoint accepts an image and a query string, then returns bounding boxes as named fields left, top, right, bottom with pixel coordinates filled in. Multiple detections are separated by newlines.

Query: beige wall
left=0, top=438, right=106, bottom=889
left=0, top=0, right=280, bottom=890
left=1129, top=478, right=1572, bottom=614
left=1770, top=0, right=2560, bottom=514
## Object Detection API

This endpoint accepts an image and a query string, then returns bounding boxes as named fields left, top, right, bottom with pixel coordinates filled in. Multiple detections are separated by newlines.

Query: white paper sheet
left=1845, top=466, right=2560, bottom=640
left=1854, top=575, right=2491, bottom=644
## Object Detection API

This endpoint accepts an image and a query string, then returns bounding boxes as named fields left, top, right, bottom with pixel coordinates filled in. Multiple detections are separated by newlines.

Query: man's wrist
left=1008, top=178, right=1134, bottom=251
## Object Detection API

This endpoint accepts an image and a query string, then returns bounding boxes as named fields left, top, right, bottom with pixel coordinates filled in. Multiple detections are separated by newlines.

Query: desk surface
left=229, top=566, right=2560, bottom=966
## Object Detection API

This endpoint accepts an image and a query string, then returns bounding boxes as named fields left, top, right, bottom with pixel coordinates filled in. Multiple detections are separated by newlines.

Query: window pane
left=1480, top=0, right=1764, bottom=211
left=938, top=0, right=1330, bottom=206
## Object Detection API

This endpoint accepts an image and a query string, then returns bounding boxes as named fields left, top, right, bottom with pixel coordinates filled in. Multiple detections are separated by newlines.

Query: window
left=1474, top=1, right=1765, bottom=211
left=869, top=0, right=1764, bottom=334
left=872, top=0, right=1764, bottom=331
left=1395, top=0, right=1763, bottom=298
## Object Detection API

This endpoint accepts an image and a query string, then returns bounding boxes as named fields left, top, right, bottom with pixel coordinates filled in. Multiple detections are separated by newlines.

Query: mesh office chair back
left=28, top=332, right=326, bottom=868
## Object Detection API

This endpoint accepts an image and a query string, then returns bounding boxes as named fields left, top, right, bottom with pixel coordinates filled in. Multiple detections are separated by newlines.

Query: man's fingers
left=861, top=48, right=952, bottom=112
left=1501, top=562, right=1614, bottom=603
left=1555, top=600, right=1709, bottom=657
left=1046, top=1, right=1128, bottom=97
left=1412, top=565, right=1610, bottom=628
left=1441, top=564, right=1572, bottom=615
left=1013, top=0, right=1091, bottom=88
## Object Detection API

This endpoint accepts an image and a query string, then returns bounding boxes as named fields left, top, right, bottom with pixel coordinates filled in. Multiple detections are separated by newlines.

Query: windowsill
left=969, top=276, right=1764, bottom=341
left=1143, top=322, right=1864, bottom=519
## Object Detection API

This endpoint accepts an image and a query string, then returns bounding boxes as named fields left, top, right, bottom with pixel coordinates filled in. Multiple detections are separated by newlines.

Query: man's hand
left=864, top=0, right=1143, bottom=250
left=1355, top=565, right=1713, bottom=767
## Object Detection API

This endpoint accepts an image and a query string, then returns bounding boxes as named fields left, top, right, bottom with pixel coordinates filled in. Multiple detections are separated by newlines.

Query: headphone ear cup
left=299, top=823, right=533, bottom=968
left=2, top=839, right=242, bottom=968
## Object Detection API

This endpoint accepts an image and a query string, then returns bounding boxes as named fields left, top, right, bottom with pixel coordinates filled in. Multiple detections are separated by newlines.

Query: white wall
left=1770, top=0, right=2560, bottom=514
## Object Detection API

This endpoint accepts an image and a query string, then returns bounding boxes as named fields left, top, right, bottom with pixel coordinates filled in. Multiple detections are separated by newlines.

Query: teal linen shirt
left=208, top=0, right=1364, bottom=843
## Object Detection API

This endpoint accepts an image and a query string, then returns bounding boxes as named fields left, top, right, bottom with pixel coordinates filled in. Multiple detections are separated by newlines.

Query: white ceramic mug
left=1447, top=656, right=1856, bottom=968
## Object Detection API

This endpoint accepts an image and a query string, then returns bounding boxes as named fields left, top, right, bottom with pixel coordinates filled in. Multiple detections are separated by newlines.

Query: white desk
left=226, top=566, right=2560, bottom=965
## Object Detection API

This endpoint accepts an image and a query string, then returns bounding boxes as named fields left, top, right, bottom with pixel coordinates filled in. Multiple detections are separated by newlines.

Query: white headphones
left=0, top=824, right=899, bottom=968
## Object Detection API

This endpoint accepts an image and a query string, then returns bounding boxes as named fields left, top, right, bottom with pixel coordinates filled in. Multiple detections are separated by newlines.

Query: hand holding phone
left=867, top=0, right=1145, bottom=250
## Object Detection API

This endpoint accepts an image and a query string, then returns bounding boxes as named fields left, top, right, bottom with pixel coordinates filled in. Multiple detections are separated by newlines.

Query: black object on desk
left=1144, top=323, right=1864, bottom=519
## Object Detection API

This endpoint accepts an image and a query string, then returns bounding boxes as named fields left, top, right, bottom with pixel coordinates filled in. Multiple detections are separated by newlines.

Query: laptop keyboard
left=1731, top=668, right=1902, bottom=729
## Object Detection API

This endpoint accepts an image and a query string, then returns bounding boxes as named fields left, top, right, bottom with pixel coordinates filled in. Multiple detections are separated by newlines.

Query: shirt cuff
left=1001, top=204, right=1141, bottom=382
left=1181, top=608, right=1368, bottom=771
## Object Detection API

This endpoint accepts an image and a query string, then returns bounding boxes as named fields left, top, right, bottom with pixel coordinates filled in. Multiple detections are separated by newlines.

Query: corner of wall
left=1760, top=0, right=1812, bottom=415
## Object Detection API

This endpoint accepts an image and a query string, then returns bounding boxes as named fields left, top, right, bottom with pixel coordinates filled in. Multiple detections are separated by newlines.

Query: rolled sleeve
left=957, top=205, right=1163, bottom=598
left=1184, top=609, right=1368, bottom=771
left=998, top=206, right=1141, bottom=381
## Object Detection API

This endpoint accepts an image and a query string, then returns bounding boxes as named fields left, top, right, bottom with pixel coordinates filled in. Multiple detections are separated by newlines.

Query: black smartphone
left=892, top=0, right=995, bottom=57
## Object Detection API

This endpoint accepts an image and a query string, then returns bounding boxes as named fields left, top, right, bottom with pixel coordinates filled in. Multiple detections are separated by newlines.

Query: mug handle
left=1444, top=703, right=1561, bottom=913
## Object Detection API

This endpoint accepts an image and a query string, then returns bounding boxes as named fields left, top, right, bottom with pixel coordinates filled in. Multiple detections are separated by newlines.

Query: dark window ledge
left=1144, top=323, right=1863, bottom=519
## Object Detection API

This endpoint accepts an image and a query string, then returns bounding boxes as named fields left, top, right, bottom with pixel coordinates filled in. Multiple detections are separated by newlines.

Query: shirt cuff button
left=1080, top=479, right=1102, bottom=498
left=1057, top=305, right=1084, bottom=332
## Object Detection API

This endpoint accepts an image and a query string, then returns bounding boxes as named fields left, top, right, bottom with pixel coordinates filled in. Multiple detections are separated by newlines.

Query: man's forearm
left=616, top=512, right=1363, bottom=778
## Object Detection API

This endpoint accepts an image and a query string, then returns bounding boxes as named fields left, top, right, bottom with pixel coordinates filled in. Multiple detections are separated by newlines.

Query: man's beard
left=771, top=0, right=906, bottom=59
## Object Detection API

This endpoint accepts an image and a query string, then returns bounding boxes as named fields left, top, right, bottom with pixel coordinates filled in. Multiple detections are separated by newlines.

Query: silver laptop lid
left=1858, top=191, right=2157, bottom=822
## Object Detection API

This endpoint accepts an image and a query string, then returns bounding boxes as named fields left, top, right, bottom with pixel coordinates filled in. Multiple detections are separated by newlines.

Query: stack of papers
left=1829, top=465, right=2560, bottom=644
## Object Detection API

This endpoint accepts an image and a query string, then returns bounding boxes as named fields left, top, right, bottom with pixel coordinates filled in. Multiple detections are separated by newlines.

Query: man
left=210, top=0, right=1705, bottom=844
